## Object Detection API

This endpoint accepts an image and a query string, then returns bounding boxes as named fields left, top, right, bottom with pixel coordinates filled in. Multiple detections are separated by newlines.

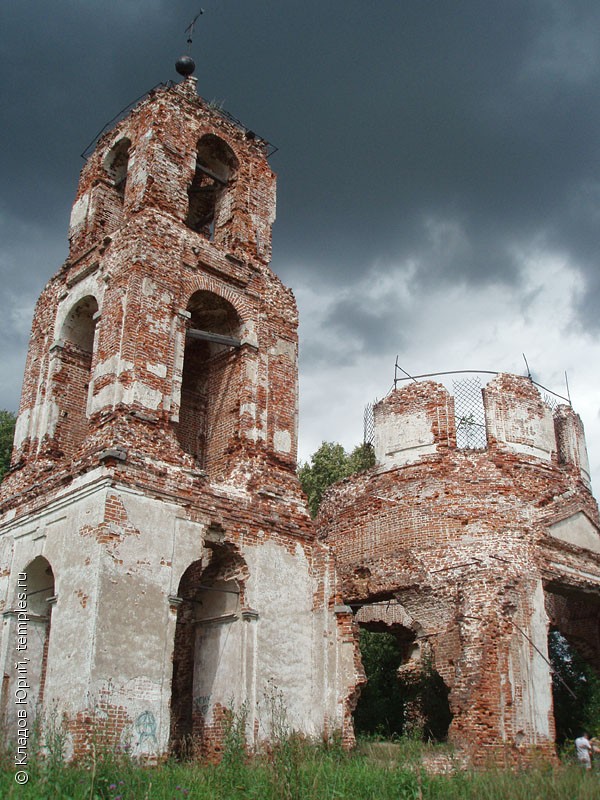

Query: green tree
left=347, top=442, right=377, bottom=475
left=354, top=630, right=452, bottom=741
left=354, top=629, right=405, bottom=737
left=298, top=441, right=375, bottom=517
left=549, top=630, right=600, bottom=744
left=0, top=410, right=16, bottom=480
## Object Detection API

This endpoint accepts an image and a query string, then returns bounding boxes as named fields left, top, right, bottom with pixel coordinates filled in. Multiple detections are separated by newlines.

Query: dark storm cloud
left=2, top=1, right=189, bottom=226
left=269, top=1, right=600, bottom=311
left=2, top=0, right=600, bottom=409
left=302, top=292, right=409, bottom=368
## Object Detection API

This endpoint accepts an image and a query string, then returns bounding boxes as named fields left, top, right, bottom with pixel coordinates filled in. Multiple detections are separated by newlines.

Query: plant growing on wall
left=0, top=410, right=16, bottom=480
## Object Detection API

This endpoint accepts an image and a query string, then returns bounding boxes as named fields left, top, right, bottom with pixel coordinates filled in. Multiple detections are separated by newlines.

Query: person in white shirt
left=574, top=732, right=592, bottom=769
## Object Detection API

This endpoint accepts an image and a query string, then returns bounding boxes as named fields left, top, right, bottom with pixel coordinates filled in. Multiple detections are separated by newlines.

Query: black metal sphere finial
left=176, top=55, right=196, bottom=77
left=177, top=9, right=202, bottom=78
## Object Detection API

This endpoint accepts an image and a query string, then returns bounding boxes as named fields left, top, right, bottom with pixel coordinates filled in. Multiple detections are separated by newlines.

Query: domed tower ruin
left=0, top=76, right=357, bottom=758
left=318, top=374, right=600, bottom=762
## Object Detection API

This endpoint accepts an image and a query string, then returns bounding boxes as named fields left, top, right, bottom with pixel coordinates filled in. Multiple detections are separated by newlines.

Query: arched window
left=186, top=135, right=238, bottom=240
left=176, top=291, right=242, bottom=477
left=104, top=137, right=131, bottom=202
left=55, top=295, right=99, bottom=458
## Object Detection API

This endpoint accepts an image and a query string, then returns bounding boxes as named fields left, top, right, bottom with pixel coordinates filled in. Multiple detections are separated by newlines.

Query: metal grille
left=81, top=83, right=276, bottom=160
left=363, top=401, right=375, bottom=447
left=453, top=377, right=487, bottom=449
left=81, top=82, right=174, bottom=159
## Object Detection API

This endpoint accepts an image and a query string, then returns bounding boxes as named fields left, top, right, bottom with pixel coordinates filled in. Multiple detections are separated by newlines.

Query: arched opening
left=55, top=295, right=99, bottom=458
left=549, top=630, right=600, bottom=745
left=22, top=557, right=55, bottom=709
left=186, top=135, right=238, bottom=240
left=104, top=137, right=130, bottom=202
left=169, top=544, right=245, bottom=759
left=354, top=628, right=407, bottom=737
left=176, top=291, right=242, bottom=478
left=546, top=588, right=600, bottom=746
left=1, top=557, right=55, bottom=729
left=353, top=603, right=452, bottom=742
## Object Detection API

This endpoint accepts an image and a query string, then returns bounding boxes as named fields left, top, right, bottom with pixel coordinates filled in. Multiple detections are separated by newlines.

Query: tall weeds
left=1, top=712, right=599, bottom=799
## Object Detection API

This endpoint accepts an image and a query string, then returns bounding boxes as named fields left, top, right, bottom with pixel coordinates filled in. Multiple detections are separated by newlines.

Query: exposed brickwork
left=0, top=77, right=357, bottom=761
left=37, top=615, right=51, bottom=706
left=7, top=70, right=591, bottom=767
left=335, top=609, right=366, bottom=749
left=68, top=698, right=131, bottom=761
left=318, top=376, right=600, bottom=763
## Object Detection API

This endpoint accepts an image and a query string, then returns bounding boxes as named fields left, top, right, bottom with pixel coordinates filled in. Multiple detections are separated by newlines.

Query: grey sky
left=2, top=1, right=600, bottom=489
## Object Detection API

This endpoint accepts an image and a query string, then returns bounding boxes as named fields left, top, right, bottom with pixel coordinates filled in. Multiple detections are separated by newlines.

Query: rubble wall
left=318, top=375, right=600, bottom=762
left=0, top=79, right=359, bottom=760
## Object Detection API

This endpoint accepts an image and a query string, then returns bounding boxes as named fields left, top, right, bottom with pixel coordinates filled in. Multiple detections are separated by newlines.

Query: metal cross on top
left=186, top=9, right=204, bottom=50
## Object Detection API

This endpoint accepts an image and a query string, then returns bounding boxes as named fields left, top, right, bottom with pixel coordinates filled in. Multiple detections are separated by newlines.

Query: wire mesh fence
left=452, top=377, right=487, bottom=450
left=363, top=402, right=375, bottom=447
left=366, top=367, right=567, bottom=453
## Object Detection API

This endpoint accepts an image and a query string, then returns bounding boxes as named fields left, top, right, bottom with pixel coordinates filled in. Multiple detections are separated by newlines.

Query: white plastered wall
left=0, top=478, right=356, bottom=756
left=506, top=580, right=553, bottom=745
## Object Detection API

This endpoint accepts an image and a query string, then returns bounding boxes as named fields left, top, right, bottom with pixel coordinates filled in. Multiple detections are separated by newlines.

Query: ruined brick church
left=1, top=69, right=599, bottom=763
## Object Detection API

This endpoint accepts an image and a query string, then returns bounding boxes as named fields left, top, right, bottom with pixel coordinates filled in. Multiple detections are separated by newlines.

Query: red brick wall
left=318, top=378, right=600, bottom=760
left=2, top=78, right=299, bottom=495
left=0, top=78, right=347, bottom=765
left=203, top=350, right=240, bottom=478
left=53, top=342, right=93, bottom=458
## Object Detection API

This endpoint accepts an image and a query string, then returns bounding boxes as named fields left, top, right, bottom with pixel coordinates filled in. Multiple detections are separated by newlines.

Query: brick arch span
left=169, top=534, right=249, bottom=602
left=57, top=294, right=99, bottom=349
left=54, top=286, right=103, bottom=344
left=181, top=274, right=254, bottom=327
left=187, top=123, right=245, bottom=173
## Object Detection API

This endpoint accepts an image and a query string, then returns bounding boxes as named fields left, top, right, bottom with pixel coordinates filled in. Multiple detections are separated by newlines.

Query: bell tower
left=0, top=73, right=358, bottom=758
left=13, top=74, right=286, bottom=477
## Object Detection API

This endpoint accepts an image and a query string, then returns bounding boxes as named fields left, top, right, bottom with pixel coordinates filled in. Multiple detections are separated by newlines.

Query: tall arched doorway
left=1, top=557, right=55, bottom=731
left=546, top=587, right=600, bottom=745
left=353, top=600, right=452, bottom=741
left=170, top=543, right=247, bottom=758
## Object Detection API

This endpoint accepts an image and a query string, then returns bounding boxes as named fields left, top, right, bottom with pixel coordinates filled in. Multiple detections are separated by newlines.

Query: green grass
left=1, top=737, right=599, bottom=800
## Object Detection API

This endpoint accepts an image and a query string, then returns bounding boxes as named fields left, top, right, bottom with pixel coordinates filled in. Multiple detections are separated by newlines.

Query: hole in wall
left=186, top=134, right=238, bottom=240
left=354, top=622, right=452, bottom=741
left=55, top=295, right=99, bottom=458
left=169, top=545, right=245, bottom=759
